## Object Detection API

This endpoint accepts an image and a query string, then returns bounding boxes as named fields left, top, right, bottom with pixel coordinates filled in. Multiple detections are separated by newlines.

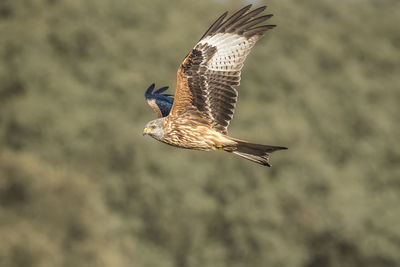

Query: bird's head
left=143, top=118, right=165, bottom=141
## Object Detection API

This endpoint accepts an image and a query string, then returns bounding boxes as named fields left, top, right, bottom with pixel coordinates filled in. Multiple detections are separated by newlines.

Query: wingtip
left=154, top=86, right=170, bottom=94
left=257, top=5, right=267, bottom=12
left=238, top=4, right=253, bottom=16
left=244, top=4, right=252, bottom=9
left=250, top=5, right=267, bottom=15
left=145, top=83, right=156, bottom=97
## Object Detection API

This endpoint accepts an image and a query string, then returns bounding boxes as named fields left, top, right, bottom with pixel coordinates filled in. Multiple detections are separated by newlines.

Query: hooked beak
left=143, top=127, right=152, bottom=136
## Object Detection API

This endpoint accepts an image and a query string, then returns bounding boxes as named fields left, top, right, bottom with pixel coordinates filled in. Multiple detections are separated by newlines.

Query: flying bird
left=143, top=5, right=287, bottom=166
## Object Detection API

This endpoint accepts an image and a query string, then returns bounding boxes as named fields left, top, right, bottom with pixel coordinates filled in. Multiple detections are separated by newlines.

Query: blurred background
left=1, top=0, right=399, bottom=266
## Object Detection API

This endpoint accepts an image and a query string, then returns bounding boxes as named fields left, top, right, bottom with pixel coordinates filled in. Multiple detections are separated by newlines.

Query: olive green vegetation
left=0, top=0, right=399, bottom=266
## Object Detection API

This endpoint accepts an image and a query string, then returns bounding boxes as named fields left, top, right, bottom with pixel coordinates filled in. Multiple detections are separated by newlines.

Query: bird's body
left=143, top=5, right=287, bottom=166
left=163, top=117, right=236, bottom=150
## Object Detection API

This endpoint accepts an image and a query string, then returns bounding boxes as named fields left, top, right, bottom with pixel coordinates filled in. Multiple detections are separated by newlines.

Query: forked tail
left=228, top=139, right=287, bottom=167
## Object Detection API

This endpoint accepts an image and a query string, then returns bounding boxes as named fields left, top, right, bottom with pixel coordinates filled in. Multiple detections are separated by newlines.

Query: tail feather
left=228, top=140, right=287, bottom=167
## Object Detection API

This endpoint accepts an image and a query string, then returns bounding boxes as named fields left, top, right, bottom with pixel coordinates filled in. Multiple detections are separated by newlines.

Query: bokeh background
left=1, top=0, right=399, bottom=266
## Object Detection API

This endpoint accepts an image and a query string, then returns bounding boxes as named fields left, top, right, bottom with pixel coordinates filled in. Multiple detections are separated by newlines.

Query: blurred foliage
left=1, top=0, right=400, bottom=266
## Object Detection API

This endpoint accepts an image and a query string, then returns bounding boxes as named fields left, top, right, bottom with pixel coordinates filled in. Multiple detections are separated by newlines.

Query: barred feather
left=170, top=4, right=275, bottom=134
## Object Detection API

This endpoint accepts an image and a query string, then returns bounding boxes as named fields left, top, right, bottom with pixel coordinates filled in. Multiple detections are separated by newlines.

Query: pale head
left=143, top=118, right=165, bottom=141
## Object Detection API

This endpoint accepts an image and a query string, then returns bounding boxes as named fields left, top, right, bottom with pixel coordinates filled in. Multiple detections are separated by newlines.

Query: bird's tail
left=227, top=139, right=287, bottom=167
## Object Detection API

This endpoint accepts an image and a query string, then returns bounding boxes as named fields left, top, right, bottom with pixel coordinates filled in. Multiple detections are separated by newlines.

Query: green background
left=1, top=0, right=399, bottom=266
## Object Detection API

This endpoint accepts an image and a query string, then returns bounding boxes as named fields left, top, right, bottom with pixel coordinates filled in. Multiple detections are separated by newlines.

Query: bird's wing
left=145, top=84, right=174, bottom=118
left=170, top=5, right=275, bottom=134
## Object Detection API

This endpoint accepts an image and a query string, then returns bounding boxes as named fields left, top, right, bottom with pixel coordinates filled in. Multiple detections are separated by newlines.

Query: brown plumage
left=143, top=5, right=287, bottom=166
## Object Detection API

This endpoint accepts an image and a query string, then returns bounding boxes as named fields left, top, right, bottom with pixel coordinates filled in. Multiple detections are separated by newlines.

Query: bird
left=143, top=4, right=287, bottom=166
left=145, top=83, right=174, bottom=117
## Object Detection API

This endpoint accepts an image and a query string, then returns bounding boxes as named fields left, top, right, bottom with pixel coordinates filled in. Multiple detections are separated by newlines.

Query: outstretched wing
left=170, top=5, right=275, bottom=134
left=145, top=83, right=174, bottom=117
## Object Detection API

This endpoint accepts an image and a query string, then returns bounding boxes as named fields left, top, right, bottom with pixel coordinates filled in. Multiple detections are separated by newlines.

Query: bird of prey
left=143, top=5, right=287, bottom=166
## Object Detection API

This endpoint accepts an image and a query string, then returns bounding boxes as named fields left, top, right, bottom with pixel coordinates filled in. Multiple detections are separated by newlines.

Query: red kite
left=143, top=5, right=287, bottom=166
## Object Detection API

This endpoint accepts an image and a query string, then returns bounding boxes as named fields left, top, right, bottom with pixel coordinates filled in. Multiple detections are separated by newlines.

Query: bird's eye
left=151, top=125, right=156, bottom=130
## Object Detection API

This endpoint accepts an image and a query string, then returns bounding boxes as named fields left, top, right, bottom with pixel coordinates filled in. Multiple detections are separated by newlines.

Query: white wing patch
left=199, top=33, right=258, bottom=73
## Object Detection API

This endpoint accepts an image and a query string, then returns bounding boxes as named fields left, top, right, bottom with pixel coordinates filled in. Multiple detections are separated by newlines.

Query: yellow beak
left=143, top=127, right=152, bottom=136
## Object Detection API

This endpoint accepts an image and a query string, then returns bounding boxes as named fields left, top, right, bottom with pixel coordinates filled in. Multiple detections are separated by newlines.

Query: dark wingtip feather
left=218, top=4, right=253, bottom=30
left=243, top=25, right=276, bottom=38
left=154, top=86, right=169, bottom=94
left=145, top=83, right=156, bottom=97
left=200, top=5, right=276, bottom=40
left=199, top=10, right=229, bottom=40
